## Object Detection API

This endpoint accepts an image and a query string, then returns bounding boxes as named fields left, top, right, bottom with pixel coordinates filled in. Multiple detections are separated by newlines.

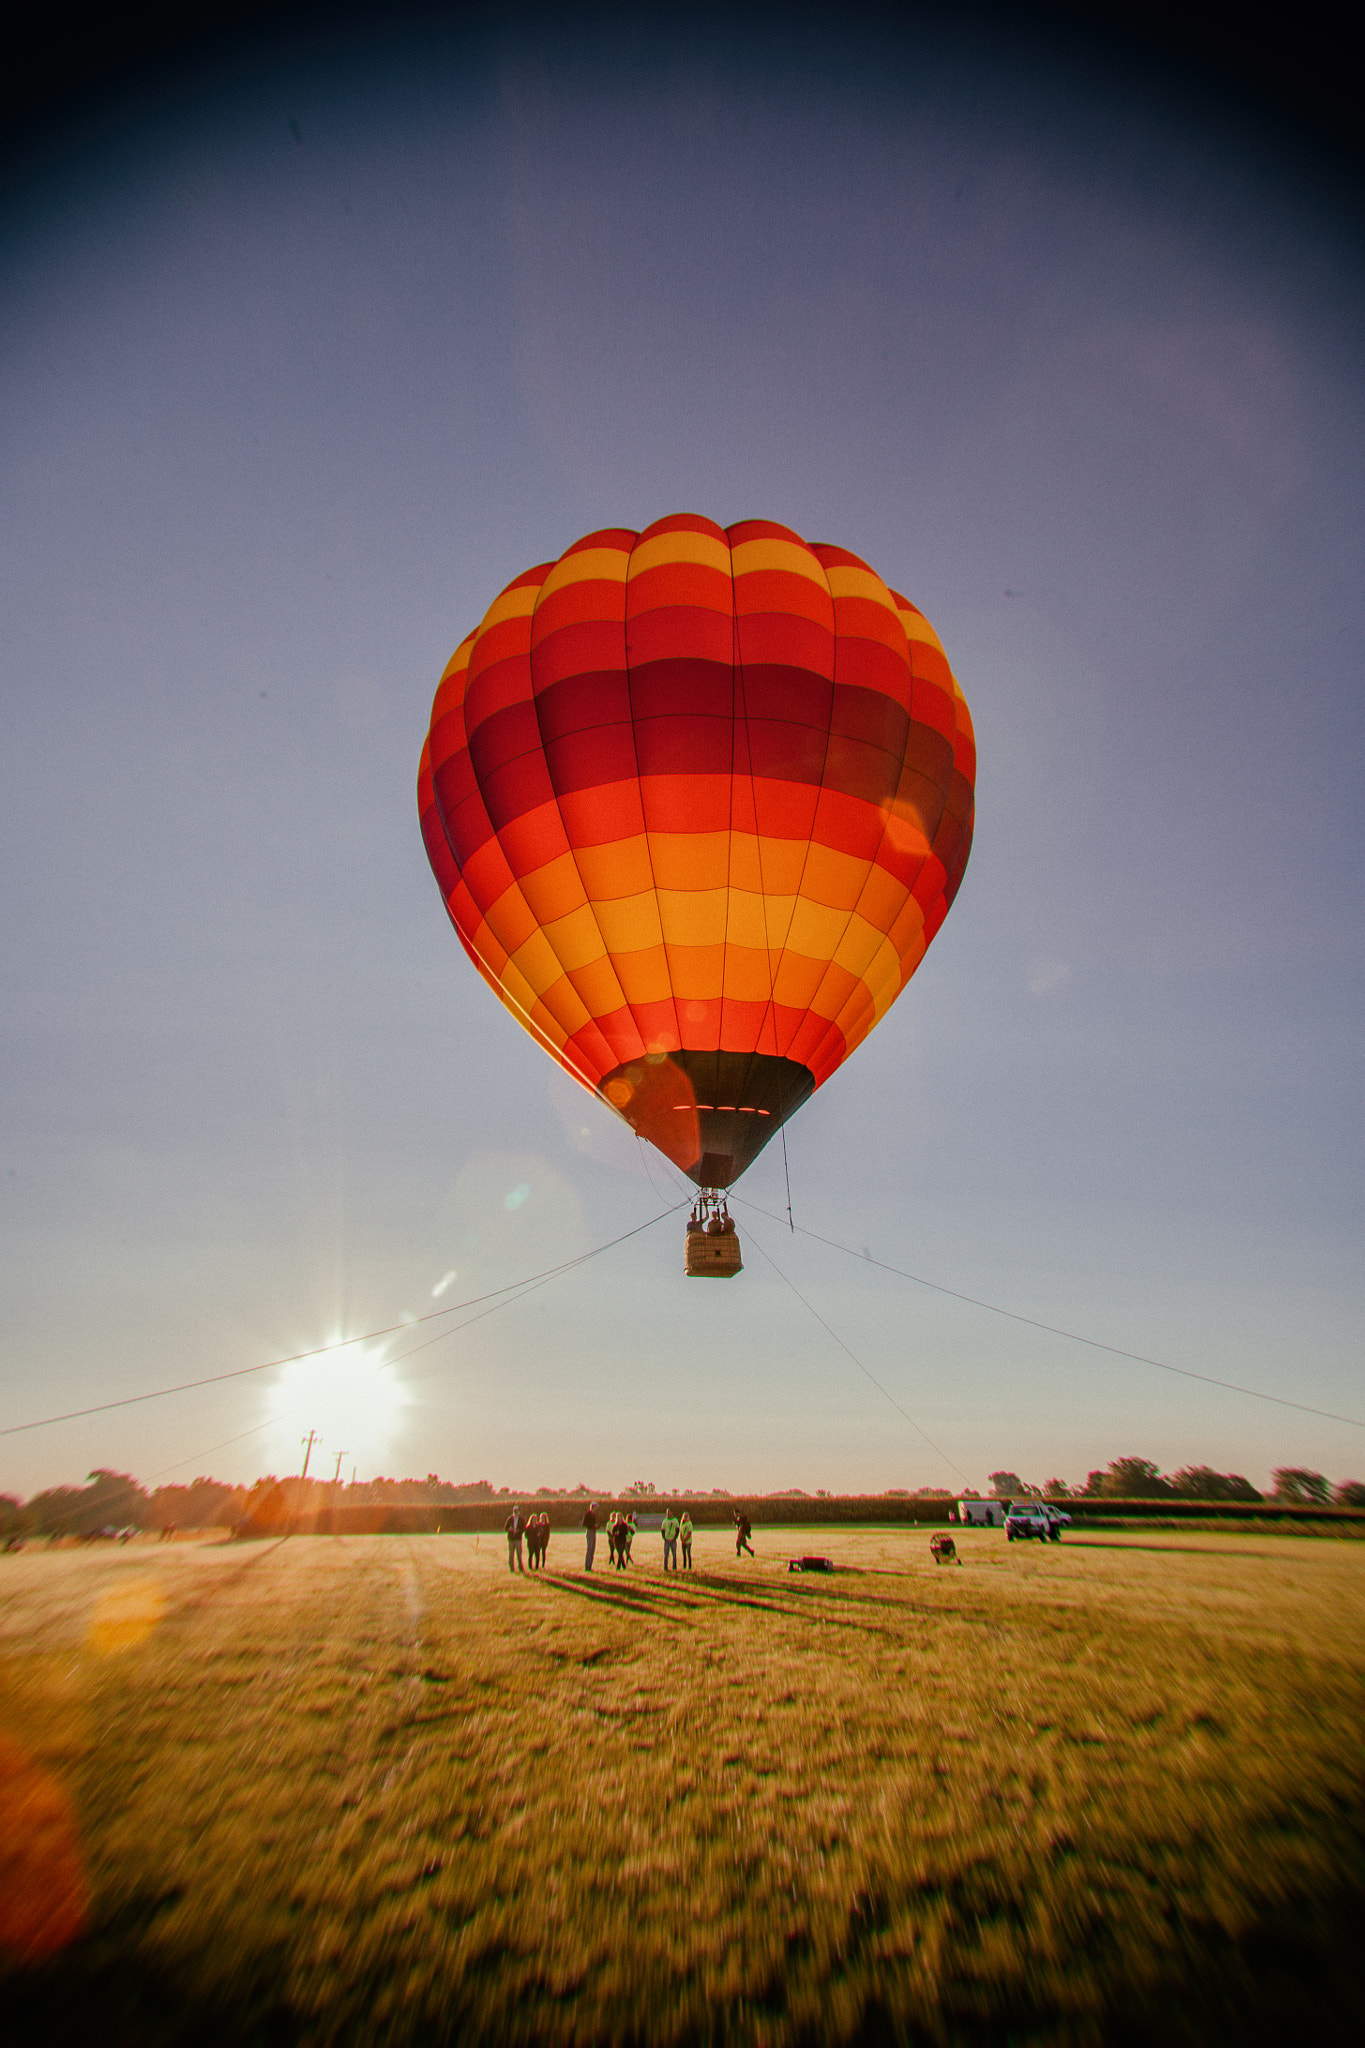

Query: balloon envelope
left=419, top=514, right=974, bottom=1188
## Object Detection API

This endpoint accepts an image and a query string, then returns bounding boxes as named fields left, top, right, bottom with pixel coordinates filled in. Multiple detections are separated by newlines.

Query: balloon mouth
left=596, top=1050, right=813, bottom=1188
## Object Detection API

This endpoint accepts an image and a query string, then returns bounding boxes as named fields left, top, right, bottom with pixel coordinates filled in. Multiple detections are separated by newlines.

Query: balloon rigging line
left=781, top=1127, right=794, bottom=1233
left=0, top=1205, right=686, bottom=1439
left=734, top=1198, right=1364, bottom=1431
left=635, top=1133, right=683, bottom=1211
left=22, top=1203, right=693, bottom=1529
left=375, top=1210, right=684, bottom=1378
left=20, top=1207, right=696, bottom=1529
left=743, top=1215, right=972, bottom=1484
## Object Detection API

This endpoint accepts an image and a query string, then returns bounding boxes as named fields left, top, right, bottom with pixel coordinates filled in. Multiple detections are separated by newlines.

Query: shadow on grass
left=3, top=1859, right=1362, bottom=2047
left=542, top=1571, right=951, bottom=1644
left=1065, top=1540, right=1271, bottom=1556
left=537, top=1575, right=692, bottom=1623
left=544, top=1571, right=850, bottom=1628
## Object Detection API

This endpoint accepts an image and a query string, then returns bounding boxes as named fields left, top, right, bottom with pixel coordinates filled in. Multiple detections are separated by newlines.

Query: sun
left=262, top=1342, right=411, bottom=1476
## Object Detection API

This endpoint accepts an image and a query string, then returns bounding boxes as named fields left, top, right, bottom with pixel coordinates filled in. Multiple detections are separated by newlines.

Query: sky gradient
left=3, top=6, right=1362, bottom=1500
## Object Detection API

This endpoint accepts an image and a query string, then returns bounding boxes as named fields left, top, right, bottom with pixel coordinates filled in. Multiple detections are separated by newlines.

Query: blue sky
left=2, top=7, right=1361, bottom=1498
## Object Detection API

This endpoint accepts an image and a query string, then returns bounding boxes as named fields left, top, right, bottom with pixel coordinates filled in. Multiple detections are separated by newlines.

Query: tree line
left=4, top=1456, right=1362, bottom=1541
left=980, top=1458, right=1365, bottom=1506
left=0, top=1469, right=508, bottom=1539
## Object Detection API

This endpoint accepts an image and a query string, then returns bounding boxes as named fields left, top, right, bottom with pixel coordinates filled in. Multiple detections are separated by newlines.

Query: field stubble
left=1, top=1526, right=1362, bottom=2045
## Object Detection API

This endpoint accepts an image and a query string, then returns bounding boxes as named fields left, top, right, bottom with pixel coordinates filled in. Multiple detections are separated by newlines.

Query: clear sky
left=2, top=5, right=1361, bottom=1501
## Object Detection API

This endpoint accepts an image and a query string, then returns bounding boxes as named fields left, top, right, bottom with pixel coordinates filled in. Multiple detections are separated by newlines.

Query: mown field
left=2, top=1525, right=1362, bottom=2045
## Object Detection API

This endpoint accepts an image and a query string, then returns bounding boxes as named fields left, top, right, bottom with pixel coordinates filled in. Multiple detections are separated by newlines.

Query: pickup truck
left=1004, top=1502, right=1068, bottom=1543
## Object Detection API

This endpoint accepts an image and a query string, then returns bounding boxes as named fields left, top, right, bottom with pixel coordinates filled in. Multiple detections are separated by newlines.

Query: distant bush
left=24, top=1469, right=149, bottom=1535
left=1272, top=1468, right=1332, bottom=1505
left=1101, top=1458, right=1174, bottom=1498
left=149, top=1479, right=247, bottom=1529
left=1170, top=1466, right=1263, bottom=1503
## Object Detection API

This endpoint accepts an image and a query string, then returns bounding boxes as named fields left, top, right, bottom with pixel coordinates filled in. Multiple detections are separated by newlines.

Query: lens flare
left=0, top=1736, right=89, bottom=1961
left=88, top=1578, right=165, bottom=1656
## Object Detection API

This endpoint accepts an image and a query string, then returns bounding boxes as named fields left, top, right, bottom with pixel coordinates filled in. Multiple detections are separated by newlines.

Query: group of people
left=505, top=1502, right=754, bottom=1574
left=578, top=1502, right=697, bottom=1571
left=501, top=1506, right=552, bottom=1572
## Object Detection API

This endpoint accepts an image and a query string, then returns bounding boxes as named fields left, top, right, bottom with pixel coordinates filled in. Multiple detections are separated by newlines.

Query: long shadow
left=541, top=1570, right=927, bottom=1642
left=1066, top=1539, right=1273, bottom=1557
left=155, top=1538, right=292, bottom=1628
left=666, top=1570, right=958, bottom=1631
left=538, top=1575, right=690, bottom=1623
left=543, top=1570, right=830, bottom=1628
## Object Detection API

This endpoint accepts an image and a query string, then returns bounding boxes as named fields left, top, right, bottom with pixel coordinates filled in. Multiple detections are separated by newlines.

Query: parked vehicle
left=1005, top=1502, right=1064, bottom=1543
left=955, top=1499, right=1005, bottom=1528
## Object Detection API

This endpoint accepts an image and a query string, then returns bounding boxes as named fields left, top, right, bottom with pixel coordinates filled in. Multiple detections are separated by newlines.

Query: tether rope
left=733, top=1197, right=1363, bottom=1431
left=1, top=1203, right=685, bottom=1438
left=742, top=1214, right=972, bottom=1484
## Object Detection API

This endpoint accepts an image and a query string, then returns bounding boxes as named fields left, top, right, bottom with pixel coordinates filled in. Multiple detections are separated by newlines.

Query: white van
left=956, top=1499, right=1005, bottom=1528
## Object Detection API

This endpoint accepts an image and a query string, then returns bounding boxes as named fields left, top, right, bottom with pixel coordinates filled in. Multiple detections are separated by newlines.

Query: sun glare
left=263, top=1342, right=411, bottom=1473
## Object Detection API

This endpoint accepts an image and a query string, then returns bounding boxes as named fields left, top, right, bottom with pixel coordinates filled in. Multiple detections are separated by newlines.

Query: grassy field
left=1, top=1525, right=1362, bottom=2045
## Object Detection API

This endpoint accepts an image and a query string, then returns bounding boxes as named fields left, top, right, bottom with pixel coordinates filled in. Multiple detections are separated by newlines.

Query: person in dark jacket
left=734, top=1509, right=754, bottom=1558
left=582, top=1503, right=598, bottom=1572
left=505, top=1505, right=525, bottom=1573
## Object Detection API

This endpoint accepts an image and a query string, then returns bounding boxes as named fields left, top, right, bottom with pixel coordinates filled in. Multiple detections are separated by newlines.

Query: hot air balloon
left=418, top=515, right=975, bottom=1276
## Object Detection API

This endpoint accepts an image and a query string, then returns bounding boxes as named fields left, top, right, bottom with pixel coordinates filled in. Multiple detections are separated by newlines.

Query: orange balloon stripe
left=421, top=517, right=974, bottom=1136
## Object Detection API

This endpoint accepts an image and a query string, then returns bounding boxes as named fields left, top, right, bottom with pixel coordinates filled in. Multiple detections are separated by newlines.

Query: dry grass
left=2, top=1525, right=1363, bottom=2044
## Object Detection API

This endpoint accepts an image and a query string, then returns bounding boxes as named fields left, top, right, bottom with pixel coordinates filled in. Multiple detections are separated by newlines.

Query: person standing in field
left=660, top=1505, right=680, bottom=1571
left=624, top=1512, right=637, bottom=1566
left=680, top=1510, right=693, bottom=1569
left=582, top=1502, right=598, bottom=1572
left=538, top=1512, right=551, bottom=1568
left=505, top=1504, right=525, bottom=1573
left=734, top=1508, right=754, bottom=1558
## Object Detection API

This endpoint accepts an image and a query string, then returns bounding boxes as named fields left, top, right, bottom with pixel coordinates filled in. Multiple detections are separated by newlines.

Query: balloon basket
left=684, top=1191, right=742, bottom=1278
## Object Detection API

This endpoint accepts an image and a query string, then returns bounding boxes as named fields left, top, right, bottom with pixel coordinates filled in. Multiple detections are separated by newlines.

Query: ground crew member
left=661, top=1506, right=680, bottom=1570
left=735, top=1508, right=754, bottom=1557
left=581, top=1502, right=598, bottom=1572
left=505, top=1504, right=525, bottom=1573
left=680, top=1511, right=693, bottom=1569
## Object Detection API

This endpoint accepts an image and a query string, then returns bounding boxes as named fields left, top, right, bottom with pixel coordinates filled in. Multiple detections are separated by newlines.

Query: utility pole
left=328, top=1448, right=348, bottom=1538
left=292, top=1429, right=319, bottom=1537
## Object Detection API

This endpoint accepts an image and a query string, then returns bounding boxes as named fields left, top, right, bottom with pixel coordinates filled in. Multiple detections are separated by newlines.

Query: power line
left=742, top=1214, right=972, bottom=1484
left=734, top=1197, right=1364, bottom=1432
left=0, top=1203, right=685, bottom=1439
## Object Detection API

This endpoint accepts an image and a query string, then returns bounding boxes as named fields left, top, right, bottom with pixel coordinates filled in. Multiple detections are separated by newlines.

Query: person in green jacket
left=660, top=1507, right=680, bottom=1571
left=679, top=1512, right=693, bottom=1570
